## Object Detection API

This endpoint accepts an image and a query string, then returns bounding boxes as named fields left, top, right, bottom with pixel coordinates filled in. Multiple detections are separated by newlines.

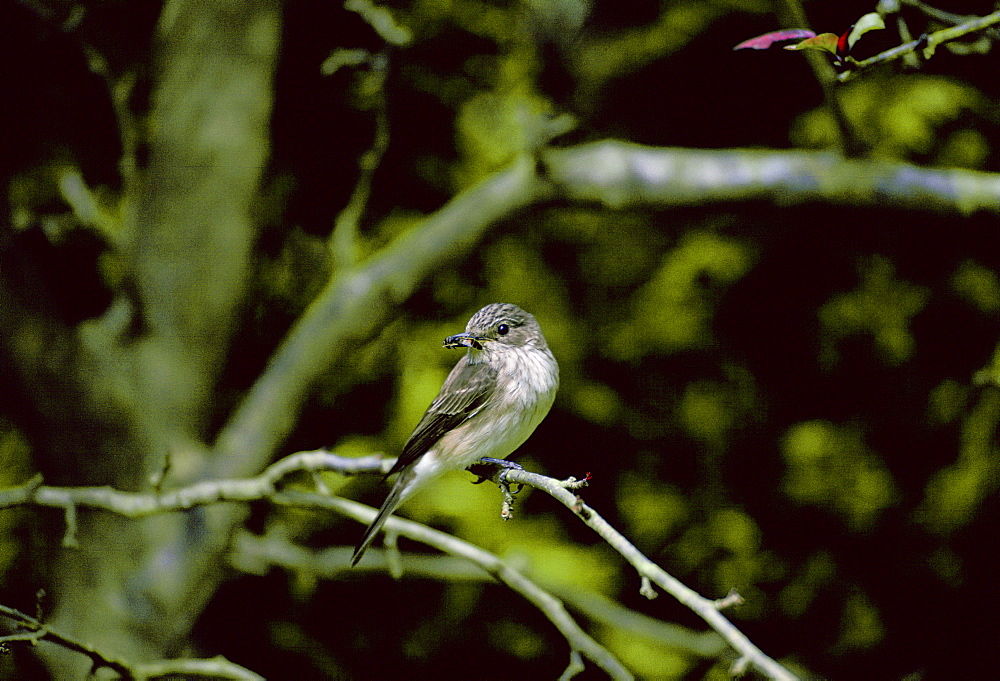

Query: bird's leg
left=477, top=457, right=523, bottom=470
left=468, top=459, right=525, bottom=520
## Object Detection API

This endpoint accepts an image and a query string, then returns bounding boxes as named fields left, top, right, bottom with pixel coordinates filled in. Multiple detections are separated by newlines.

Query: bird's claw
left=468, top=457, right=523, bottom=484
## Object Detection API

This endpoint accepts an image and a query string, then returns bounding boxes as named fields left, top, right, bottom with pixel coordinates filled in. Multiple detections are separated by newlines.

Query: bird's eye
left=497, top=323, right=509, bottom=335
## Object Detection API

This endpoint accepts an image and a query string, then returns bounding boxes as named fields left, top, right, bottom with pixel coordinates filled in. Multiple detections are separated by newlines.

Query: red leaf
left=733, top=29, right=816, bottom=51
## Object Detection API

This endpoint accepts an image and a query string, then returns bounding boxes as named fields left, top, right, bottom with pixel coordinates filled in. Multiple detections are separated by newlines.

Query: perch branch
left=495, top=469, right=798, bottom=681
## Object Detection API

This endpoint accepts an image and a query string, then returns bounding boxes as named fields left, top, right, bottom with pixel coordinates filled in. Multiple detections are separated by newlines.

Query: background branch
left=0, top=604, right=261, bottom=680
left=229, top=529, right=728, bottom=660
left=273, top=490, right=634, bottom=680
left=543, top=141, right=1000, bottom=213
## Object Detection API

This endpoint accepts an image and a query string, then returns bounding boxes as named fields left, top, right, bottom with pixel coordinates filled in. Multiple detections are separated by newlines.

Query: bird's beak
left=444, top=332, right=489, bottom=351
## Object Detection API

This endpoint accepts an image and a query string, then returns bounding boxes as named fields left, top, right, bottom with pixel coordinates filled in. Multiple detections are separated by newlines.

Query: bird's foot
left=468, top=458, right=523, bottom=484
left=468, top=459, right=525, bottom=520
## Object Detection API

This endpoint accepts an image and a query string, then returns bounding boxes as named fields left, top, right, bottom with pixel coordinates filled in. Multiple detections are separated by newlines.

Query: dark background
left=1, top=0, right=998, bottom=678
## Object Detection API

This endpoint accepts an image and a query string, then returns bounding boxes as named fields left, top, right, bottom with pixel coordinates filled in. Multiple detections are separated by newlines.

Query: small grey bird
left=351, top=303, right=559, bottom=566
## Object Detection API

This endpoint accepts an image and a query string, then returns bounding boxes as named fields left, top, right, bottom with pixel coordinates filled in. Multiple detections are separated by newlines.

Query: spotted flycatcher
left=351, top=303, right=559, bottom=565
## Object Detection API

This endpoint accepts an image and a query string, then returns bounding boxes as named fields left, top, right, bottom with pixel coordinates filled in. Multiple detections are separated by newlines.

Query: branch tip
left=639, top=576, right=658, bottom=600
left=714, top=589, right=745, bottom=610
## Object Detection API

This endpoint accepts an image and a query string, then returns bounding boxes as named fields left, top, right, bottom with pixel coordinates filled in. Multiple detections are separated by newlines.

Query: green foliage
left=951, top=259, right=1000, bottom=313
left=792, top=76, right=988, bottom=165
left=916, top=389, right=1000, bottom=534
left=601, top=626, right=693, bottom=679
left=608, top=231, right=754, bottom=359
left=615, top=473, right=688, bottom=547
left=781, top=421, right=897, bottom=530
left=778, top=551, right=835, bottom=618
left=819, top=256, right=929, bottom=367
left=835, top=590, right=884, bottom=652
left=0, top=423, right=32, bottom=576
left=454, top=47, right=556, bottom=186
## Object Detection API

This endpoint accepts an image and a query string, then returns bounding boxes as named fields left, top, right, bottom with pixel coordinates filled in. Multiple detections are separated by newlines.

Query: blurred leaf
left=835, top=591, right=884, bottom=651
left=926, top=379, right=968, bottom=425
left=779, top=551, right=836, bottom=618
left=819, top=256, right=928, bottom=367
left=570, top=380, right=621, bottom=424
left=394, top=333, right=454, bottom=444
left=488, top=620, right=544, bottom=659
left=454, top=73, right=555, bottom=186
left=709, top=508, right=760, bottom=554
left=792, top=75, right=985, bottom=162
left=916, top=389, right=1000, bottom=533
left=601, top=626, right=693, bottom=680
left=345, top=0, right=412, bottom=45
left=936, top=128, right=989, bottom=169
left=616, top=472, right=688, bottom=546
left=608, top=231, right=753, bottom=359
left=951, top=260, right=1000, bottom=312
left=678, top=381, right=734, bottom=444
left=527, top=542, right=619, bottom=595
left=782, top=421, right=897, bottom=529
left=0, top=422, right=33, bottom=576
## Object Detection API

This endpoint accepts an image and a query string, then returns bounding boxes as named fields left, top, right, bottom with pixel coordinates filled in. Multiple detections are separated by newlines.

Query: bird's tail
left=351, top=474, right=411, bottom=566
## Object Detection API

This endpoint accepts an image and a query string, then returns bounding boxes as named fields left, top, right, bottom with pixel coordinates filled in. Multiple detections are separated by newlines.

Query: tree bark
left=37, top=0, right=280, bottom=674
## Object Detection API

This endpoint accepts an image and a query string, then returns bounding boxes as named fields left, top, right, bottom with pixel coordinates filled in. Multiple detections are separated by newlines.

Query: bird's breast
left=436, top=346, right=558, bottom=467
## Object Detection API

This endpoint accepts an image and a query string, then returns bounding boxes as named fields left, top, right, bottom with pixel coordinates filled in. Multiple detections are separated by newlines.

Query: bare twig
left=496, top=469, right=799, bottom=681
left=899, top=0, right=1000, bottom=39
left=228, top=529, right=727, bottom=660
left=0, top=603, right=133, bottom=678
left=270, top=491, right=635, bottom=680
left=0, top=604, right=262, bottom=681
left=2, top=450, right=792, bottom=677
left=0, top=451, right=385, bottom=533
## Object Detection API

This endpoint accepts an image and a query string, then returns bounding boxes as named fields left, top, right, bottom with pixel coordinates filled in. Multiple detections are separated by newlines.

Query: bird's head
left=443, top=303, right=548, bottom=353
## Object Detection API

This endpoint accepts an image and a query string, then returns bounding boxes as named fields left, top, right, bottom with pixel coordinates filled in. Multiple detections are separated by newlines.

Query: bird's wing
left=388, top=355, right=498, bottom=475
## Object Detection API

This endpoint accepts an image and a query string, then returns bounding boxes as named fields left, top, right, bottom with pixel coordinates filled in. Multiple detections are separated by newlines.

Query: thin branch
left=228, top=529, right=727, bottom=660
left=270, top=491, right=634, bottom=680
left=0, top=604, right=132, bottom=678
left=2, top=451, right=790, bottom=677
left=0, top=451, right=384, bottom=523
left=136, top=657, right=265, bottom=681
left=899, top=0, right=1000, bottom=39
left=838, top=9, right=1000, bottom=83
left=329, top=50, right=392, bottom=268
left=495, top=469, right=799, bottom=681
left=0, top=604, right=262, bottom=681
